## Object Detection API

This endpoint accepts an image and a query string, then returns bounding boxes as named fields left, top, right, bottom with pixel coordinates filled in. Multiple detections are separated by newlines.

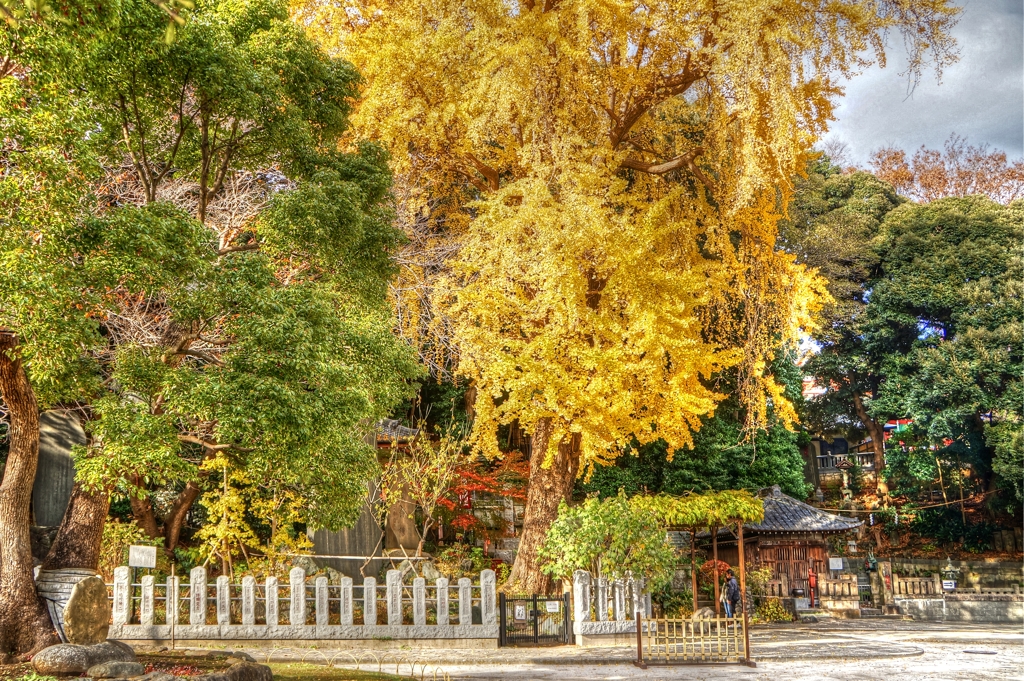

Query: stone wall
left=894, top=593, right=1024, bottom=623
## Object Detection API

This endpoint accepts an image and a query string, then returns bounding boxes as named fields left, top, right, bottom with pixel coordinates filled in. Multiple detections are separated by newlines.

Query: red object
left=808, top=569, right=818, bottom=607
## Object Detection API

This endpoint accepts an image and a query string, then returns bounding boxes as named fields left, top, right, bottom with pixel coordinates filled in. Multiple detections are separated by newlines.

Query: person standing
left=724, top=569, right=741, bottom=618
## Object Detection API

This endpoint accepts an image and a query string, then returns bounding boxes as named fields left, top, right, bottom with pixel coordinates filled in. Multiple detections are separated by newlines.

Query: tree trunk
left=852, top=393, right=889, bottom=497
left=42, top=484, right=110, bottom=571
left=163, top=481, right=201, bottom=552
left=0, top=332, right=59, bottom=660
left=128, top=475, right=159, bottom=539
left=506, top=417, right=580, bottom=595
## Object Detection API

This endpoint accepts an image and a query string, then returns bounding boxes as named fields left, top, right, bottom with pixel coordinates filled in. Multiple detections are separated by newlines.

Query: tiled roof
left=376, top=419, right=420, bottom=441
left=746, top=486, right=862, bottom=533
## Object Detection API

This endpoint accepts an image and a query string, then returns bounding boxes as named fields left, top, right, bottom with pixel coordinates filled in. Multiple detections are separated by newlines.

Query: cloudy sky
left=823, top=0, right=1023, bottom=167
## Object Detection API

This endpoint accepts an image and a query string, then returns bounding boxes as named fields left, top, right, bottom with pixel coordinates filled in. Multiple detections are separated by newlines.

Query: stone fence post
left=112, top=567, right=130, bottom=626
left=190, top=567, right=207, bottom=625
left=596, top=577, right=609, bottom=621
left=241, top=576, right=255, bottom=626
left=362, top=577, right=377, bottom=625
left=266, top=576, right=279, bottom=626
left=573, top=570, right=591, bottom=623
left=413, top=577, right=426, bottom=626
left=481, top=570, right=496, bottom=626
left=216, top=575, right=230, bottom=625
left=436, top=578, right=449, bottom=626
left=289, top=568, right=306, bottom=626
left=315, top=577, right=329, bottom=627
left=458, top=577, right=472, bottom=625
left=166, top=575, right=179, bottom=626
left=140, top=575, right=154, bottom=625
left=340, top=577, right=353, bottom=626
left=386, top=570, right=402, bottom=626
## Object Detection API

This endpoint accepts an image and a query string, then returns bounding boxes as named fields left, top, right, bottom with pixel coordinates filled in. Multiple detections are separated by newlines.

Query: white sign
left=942, top=580, right=956, bottom=591
left=545, top=600, right=560, bottom=613
left=514, top=605, right=527, bottom=621
left=829, top=557, right=844, bottom=571
left=128, top=545, right=157, bottom=569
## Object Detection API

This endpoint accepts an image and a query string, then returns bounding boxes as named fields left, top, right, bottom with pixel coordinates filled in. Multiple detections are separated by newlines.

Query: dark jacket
left=725, top=576, right=740, bottom=603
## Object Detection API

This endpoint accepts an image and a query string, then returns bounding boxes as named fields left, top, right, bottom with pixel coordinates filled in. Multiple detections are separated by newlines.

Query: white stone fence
left=108, top=566, right=497, bottom=641
left=571, top=570, right=652, bottom=643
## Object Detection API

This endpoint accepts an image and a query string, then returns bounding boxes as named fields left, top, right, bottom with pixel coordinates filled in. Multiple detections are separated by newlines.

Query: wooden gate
left=757, top=541, right=826, bottom=594
left=634, top=612, right=755, bottom=667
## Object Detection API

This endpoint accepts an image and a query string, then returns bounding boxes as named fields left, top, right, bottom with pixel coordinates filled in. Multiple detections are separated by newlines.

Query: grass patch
left=269, top=662, right=412, bottom=680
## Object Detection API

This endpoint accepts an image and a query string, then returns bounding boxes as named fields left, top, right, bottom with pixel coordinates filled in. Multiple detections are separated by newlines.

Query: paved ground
left=233, top=620, right=1023, bottom=680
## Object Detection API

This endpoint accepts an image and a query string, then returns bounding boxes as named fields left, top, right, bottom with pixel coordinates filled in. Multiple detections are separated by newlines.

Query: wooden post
left=689, top=529, right=698, bottom=614
left=634, top=609, right=647, bottom=669
left=737, top=521, right=752, bottom=665
left=712, top=526, right=720, bottom=615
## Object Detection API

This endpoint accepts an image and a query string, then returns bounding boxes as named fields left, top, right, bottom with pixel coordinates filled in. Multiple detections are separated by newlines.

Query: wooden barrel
left=35, top=568, right=102, bottom=642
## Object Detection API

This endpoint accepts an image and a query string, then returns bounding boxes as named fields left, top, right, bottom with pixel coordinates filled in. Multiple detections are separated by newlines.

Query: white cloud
left=823, top=0, right=1023, bottom=167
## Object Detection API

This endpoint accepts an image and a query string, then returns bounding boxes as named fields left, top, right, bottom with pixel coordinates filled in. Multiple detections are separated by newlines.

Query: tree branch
left=619, top=146, right=716, bottom=193
left=465, top=153, right=500, bottom=191
left=216, top=243, right=260, bottom=256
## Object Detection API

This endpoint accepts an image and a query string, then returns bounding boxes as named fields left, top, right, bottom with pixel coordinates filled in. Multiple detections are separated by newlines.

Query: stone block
left=217, top=575, right=231, bottom=625
left=242, top=576, right=256, bottom=626
left=413, top=577, right=426, bottom=626
left=112, top=567, right=130, bottom=626
left=458, top=577, right=472, bottom=625
left=362, top=577, right=377, bottom=625
left=595, top=577, right=608, bottom=622
left=63, top=576, right=111, bottom=644
left=480, top=570, right=496, bottom=626
left=316, top=577, right=329, bottom=627
left=140, top=576, right=155, bottom=626
left=386, top=569, right=403, bottom=626
left=265, top=577, right=279, bottom=626
left=340, top=577, right=353, bottom=626
left=573, top=570, right=591, bottom=622
left=166, top=576, right=179, bottom=626
left=289, top=567, right=306, bottom=626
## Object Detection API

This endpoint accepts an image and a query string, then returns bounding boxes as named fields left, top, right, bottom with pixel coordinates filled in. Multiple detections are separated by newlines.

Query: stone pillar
left=216, top=575, right=230, bottom=625
left=573, top=570, right=591, bottom=623
left=139, top=575, right=154, bottom=625
left=362, top=577, right=377, bottom=625
left=386, top=569, right=402, bottom=626
left=112, top=567, right=130, bottom=626
left=340, top=577, right=353, bottom=626
left=265, top=576, right=279, bottom=626
left=166, top=576, right=179, bottom=626
left=458, top=577, right=472, bottom=625
left=190, top=567, right=207, bottom=626
left=413, top=577, right=426, bottom=626
left=613, top=579, right=625, bottom=621
left=289, top=567, right=306, bottom=626
left=242, top=576, right=255, bottom=626
left=631, top=577, right=643, bottom=615
left=932, top=573, right=943, bottom=596
left=596, top=577, right=609, bottom=621
left=436, top=578, right=449, bottom=626
left=315, top=577, right=329, bottom=627
left=480, top=570, right=496, bottom=626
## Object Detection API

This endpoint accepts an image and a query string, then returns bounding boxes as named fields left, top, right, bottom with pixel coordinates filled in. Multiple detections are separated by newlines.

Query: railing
left=816, top=453, right=875, bottom=471
left=572, top=570, right=650, bottom=624
left=108, top=566, right=497, bottom=640
left=893, top=575, right=942, bottom=597
left=634, top=612, right=751, bottom=668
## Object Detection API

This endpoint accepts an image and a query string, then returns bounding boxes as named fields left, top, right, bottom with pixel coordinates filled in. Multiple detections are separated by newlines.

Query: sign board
left=514, top=605, right=527, bottom=621
left=942, top=580, right=956, bottom=591
left=128, top=545, right=157, bottom=569
left=545, top=600, right=560, bottom=613
left=835, top=459, right=854, bottom=470
left=829, top=557, right=844, bottom=571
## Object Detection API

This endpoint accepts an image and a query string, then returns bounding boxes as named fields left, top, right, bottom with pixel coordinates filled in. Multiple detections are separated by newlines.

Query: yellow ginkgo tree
left=293, top=0, right=958, bottom=592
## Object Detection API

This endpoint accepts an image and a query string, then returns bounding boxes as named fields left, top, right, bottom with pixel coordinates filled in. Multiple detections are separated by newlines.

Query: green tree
left=0, top=0, right=419, bottom=654
left=868, top=197, right=1023, bottom=507
left=793, top=160, right=904, bottom=490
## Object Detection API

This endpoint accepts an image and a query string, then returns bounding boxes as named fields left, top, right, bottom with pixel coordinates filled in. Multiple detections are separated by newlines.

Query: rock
left=290, top=555, right=319, bottom=574
left=420, top=561, right=442, bottom=581
left=64, top=576, right=112, bottom=644
left=86, top=660, right=146, bottom=678
left=801, top=615, right=819, bottom=623
left=691, top=607, right=716, bottom=620
left=33, top=640, right=134, bottom=674
left=33, top=643, right=90, bottom=674
left=192, top=661, right=273, bottom=681
left=227, top=651, right=256, bottom=663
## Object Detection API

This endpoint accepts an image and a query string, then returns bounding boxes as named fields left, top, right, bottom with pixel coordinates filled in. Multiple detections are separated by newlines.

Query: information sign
left=128, top=545, right=157, bottom=569
left=545, top=600, right=560, bottom=613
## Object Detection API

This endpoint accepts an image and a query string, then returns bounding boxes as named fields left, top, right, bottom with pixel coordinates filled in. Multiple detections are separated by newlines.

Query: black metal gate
left=498, top=593, right=571, bottom=646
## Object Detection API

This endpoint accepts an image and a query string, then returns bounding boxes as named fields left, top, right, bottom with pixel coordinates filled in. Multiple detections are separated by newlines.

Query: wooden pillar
left=712, top=526, right=720, bottom=615
left=737, top=521, right=751, bottom=662
left=689, top=529, right=698, bottom=614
